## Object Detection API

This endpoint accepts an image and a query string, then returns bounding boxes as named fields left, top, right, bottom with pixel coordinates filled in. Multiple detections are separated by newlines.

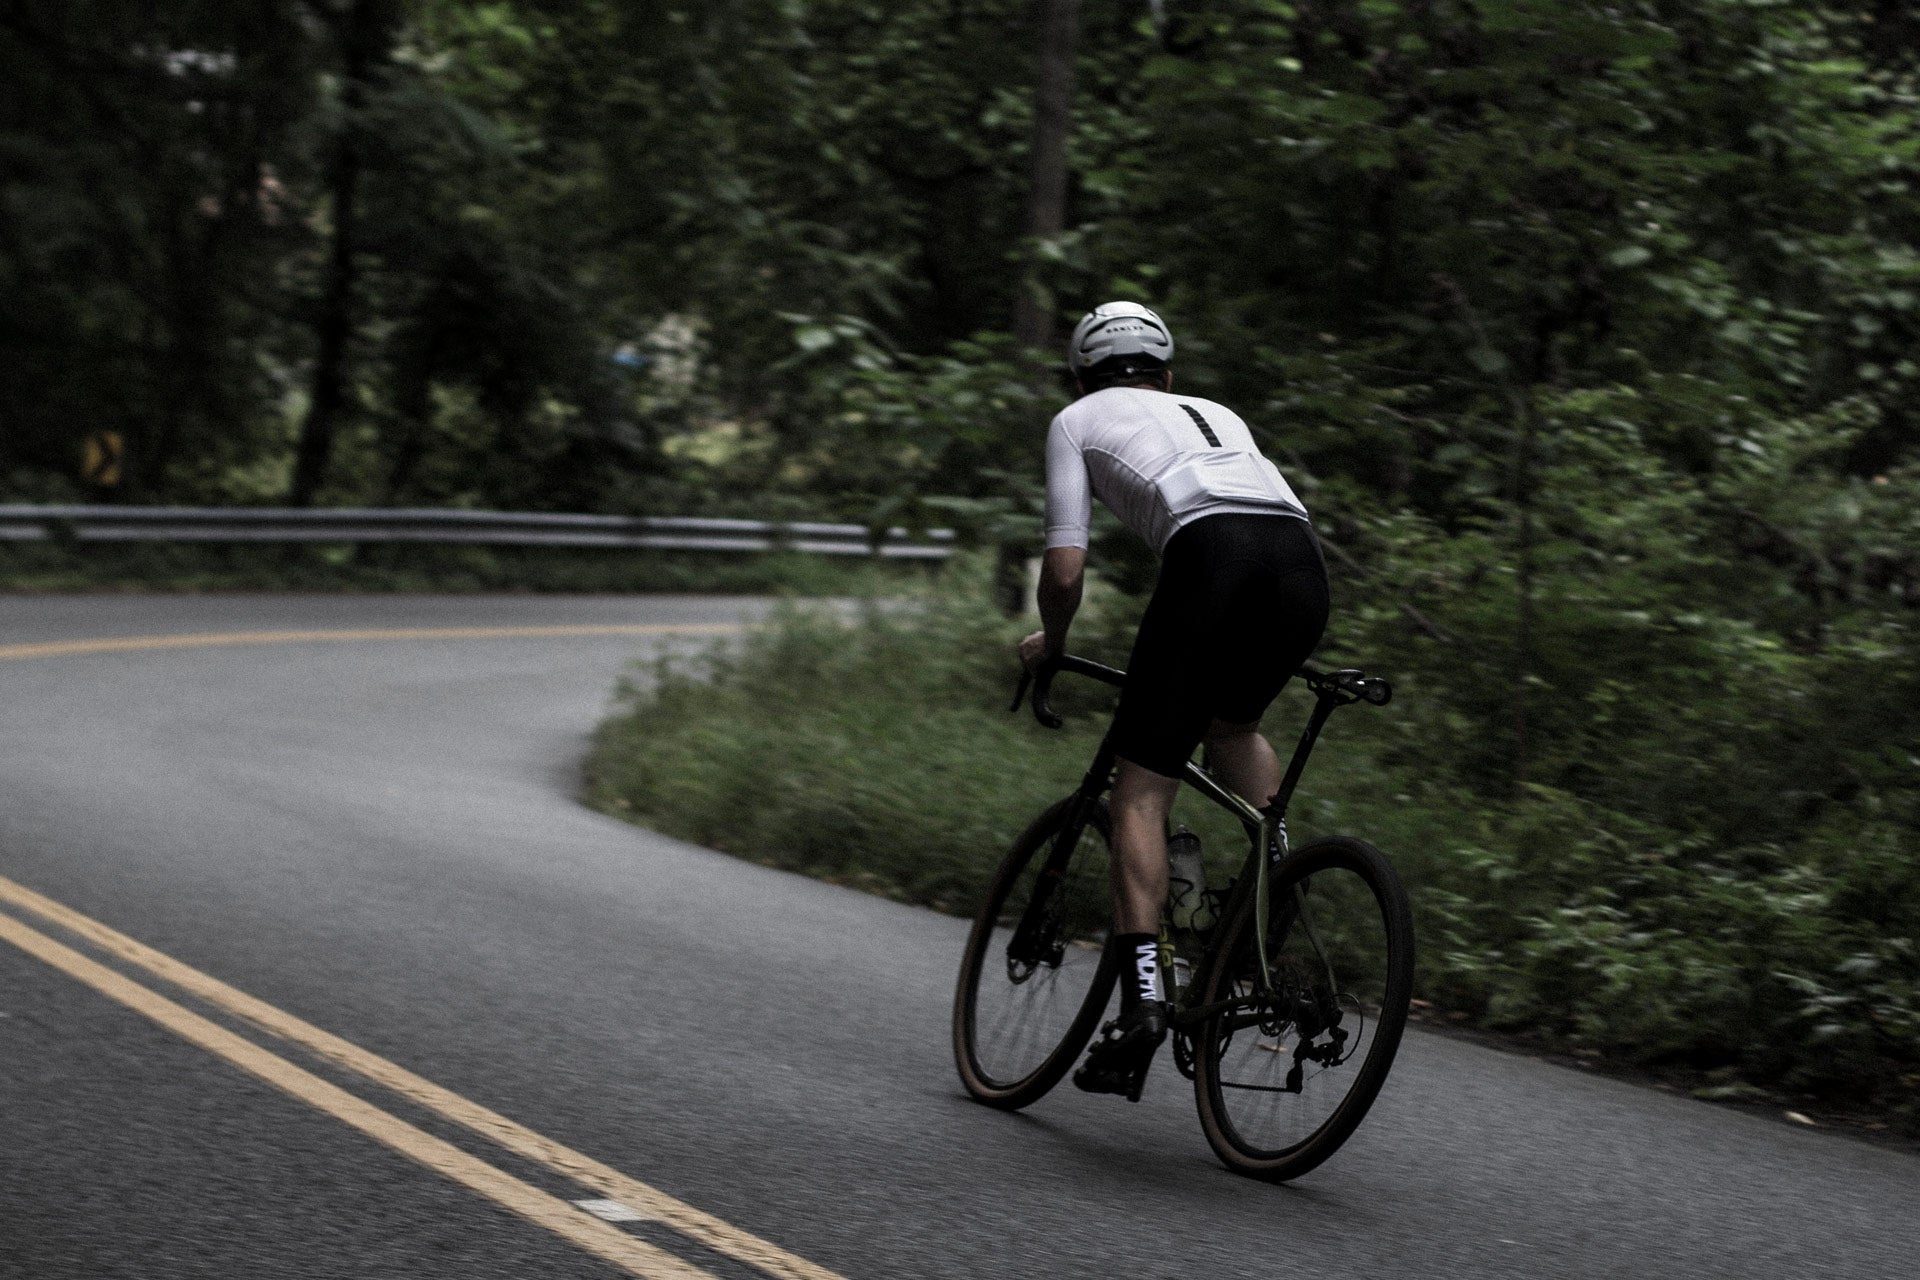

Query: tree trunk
left=288, top=0, right=388, bottom=507
left=998, top=0, right=1082, bottom=616
left=287, top=153, right=358, bottom=507
left=1436, top=274, right=1539, bottom=793
left=382, top=330, right=442, bottom=504
left=1509, top=384, right=1538, bottom=793
left=1012, top=0, right=1079, bottom=352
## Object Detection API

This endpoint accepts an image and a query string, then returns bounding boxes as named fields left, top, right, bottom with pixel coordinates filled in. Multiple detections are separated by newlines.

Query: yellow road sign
left=82, top=431, right=124, bottom=487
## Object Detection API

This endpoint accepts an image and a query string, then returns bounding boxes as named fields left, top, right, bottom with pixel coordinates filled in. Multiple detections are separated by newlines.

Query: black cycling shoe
left=1073, top=1000, right=1169, bottom=1103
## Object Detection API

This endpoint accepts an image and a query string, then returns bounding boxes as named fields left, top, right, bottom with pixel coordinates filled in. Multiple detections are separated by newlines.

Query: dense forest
left=6, top=3, right=1918, bottom=1116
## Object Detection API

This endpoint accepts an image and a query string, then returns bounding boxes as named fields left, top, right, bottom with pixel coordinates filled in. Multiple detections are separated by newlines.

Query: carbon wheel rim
left=961, top=809, right=1114, bottom=1093
left=1202, top=847, right=1408, bottom=1165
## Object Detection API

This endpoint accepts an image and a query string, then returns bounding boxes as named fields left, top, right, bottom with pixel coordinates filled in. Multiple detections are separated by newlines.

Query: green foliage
left=589, top=563, right=1920, bottom=1125
left=11, top=2, right=1920, bottom=520
left=585, top=559, right=1121, bottom=910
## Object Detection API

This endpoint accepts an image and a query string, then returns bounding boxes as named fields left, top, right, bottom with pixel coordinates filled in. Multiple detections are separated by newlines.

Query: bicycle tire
left=952, top=796, right=1118, bottom=1110
left=1192, top=835, right=1414, bottom=1181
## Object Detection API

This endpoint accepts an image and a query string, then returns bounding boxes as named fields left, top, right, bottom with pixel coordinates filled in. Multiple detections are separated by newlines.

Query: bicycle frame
left=1010, top=656, right=1390, bottom=1028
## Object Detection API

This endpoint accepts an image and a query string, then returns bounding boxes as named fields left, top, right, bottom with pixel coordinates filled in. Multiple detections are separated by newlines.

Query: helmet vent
left=1066, top=302, right=1174, bottom=376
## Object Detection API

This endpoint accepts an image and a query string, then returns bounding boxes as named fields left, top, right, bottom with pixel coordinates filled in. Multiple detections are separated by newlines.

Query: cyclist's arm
left=1042, top=414, right=1092, bottom=554
left=1021, top=414, right=1092, bottom=669
left=1036, top=546, right=1085, bottom=659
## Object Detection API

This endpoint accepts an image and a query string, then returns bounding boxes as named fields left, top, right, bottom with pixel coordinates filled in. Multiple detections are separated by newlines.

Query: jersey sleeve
left=1043, top=413, right=1093, bottom=550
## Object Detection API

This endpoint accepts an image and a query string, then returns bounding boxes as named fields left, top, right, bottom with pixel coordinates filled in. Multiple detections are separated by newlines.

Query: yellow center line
left=0, top=623, right=746, bottom=662
left=0, top=873, right=846, bottom=1280
left=0, top=909, right=711, bottom=1280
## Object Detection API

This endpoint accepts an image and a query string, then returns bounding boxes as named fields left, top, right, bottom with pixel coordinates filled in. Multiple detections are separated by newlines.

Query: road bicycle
left=951, top=654, right=1414, bottom=1181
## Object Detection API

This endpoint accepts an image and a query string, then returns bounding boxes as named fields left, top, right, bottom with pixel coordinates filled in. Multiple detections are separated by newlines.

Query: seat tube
left=1250, top=695, right=1336, bottom=992
left=1267, top=694, right=1339, bottom=822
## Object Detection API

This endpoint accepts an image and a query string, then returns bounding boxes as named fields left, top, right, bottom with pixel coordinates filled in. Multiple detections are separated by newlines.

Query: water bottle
left=1166, top=826, right=1206, bottom=935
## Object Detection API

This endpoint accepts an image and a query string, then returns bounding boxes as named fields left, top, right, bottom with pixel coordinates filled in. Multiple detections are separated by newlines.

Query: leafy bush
left=589, top=556, right=1920, bottom=1128
left=587, top=560, right=1126, bottom=911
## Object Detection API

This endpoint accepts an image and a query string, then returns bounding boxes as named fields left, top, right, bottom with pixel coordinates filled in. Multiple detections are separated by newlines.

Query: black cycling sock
left=1113, top=932, right=1161, bottom=1013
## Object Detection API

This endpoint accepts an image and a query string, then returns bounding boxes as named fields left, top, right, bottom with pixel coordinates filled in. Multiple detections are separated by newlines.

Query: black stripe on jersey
left=1180, top=404, right=1222, bottom=447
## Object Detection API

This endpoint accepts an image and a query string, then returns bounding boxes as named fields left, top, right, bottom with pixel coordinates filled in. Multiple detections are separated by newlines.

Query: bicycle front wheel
left=952, top=796, right=1117, bottom=1110
left=1193, top=835, right=1414, bottom=1181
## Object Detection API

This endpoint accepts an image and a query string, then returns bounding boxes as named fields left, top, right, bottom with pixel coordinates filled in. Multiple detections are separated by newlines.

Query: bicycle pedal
left=1072, top=1050, right=1154, bottom=1102
left=1073, top=1004, right=1167, bottom=1101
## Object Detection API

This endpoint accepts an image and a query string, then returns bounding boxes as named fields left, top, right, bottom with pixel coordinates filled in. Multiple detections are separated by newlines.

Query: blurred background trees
left=7, top=3, right=1914, bottom=523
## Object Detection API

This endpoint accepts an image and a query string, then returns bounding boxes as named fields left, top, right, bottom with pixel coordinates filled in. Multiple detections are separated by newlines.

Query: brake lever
left=1010, top=667, right=1033, bottom=713
left=1031, top=661, right=1065, bottom=730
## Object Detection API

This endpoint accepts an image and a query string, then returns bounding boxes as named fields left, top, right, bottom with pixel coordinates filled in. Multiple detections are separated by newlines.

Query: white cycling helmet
left=1066, top=301, right=1174, bottom=381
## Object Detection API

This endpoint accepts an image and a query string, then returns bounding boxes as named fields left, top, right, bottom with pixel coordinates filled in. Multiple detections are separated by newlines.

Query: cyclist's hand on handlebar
left=1017, top=630, right=1054, bottom=673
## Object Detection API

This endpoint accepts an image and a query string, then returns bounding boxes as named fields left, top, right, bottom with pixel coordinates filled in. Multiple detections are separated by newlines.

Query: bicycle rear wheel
left=1193, top=835, right=1414, bottom=1181
left=952, top=796, right=1117, bottom=1109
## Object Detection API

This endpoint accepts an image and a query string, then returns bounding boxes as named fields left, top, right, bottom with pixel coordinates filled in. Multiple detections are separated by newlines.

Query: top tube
left=1013, top=655, right=1388, bottom=729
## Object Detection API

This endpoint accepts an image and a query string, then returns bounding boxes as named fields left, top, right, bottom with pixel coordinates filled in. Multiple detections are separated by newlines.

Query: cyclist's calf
left=1109, top=761, right=1178, bottom=935
left=1202, top=717, right=1281, bottom=810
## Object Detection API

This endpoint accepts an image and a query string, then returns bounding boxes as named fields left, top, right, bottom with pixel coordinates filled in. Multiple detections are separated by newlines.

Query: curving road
left=0, top=593, right=1913, bottom=1280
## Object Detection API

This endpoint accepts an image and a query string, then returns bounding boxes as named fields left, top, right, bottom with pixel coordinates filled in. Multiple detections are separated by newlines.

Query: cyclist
left=1018, top=301, right=1330, bottom=1101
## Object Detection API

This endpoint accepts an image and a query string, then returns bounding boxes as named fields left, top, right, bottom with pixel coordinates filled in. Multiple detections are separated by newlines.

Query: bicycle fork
left=1007, top=744, right=1117, bottom=971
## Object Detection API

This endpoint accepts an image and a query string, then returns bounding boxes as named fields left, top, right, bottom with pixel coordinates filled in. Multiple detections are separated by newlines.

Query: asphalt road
left=1, top=593, right=1913, bottom=1280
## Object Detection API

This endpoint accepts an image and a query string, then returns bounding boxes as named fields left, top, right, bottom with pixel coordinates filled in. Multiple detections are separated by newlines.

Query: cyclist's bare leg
left=1078, top=757, right=1179, bottom=1099
left=1087, top=727, right=1278, bottom=1095
left=1111, top=723, right=1275, bottom=934
left=1203, top=717, right=1280, bottom=808
left=1109, top=760, right=1179, bottom=934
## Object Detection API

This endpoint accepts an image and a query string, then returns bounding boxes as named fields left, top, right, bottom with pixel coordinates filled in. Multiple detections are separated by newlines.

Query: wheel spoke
left=1194, top=838, right=1414, bottom=1180
left=954, top=799, right=1117, bottom=1106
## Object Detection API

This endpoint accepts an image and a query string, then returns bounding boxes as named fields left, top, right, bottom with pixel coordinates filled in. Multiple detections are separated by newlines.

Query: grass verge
left=586, top=558, right=1920, bottom=1136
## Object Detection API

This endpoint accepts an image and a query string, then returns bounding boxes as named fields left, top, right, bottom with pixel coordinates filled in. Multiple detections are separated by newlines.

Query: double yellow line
left=0, top=620, right=835, bottom=1275
left=0, top=872, right=842, bottom=1280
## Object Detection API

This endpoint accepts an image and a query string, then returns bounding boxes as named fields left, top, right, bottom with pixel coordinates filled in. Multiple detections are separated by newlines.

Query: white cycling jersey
left=1043, top=387, right=1309, bottom=555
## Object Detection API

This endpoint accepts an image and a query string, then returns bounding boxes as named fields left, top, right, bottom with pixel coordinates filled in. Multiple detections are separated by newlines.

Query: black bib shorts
left=1108, top=513, right=1330, bottom=780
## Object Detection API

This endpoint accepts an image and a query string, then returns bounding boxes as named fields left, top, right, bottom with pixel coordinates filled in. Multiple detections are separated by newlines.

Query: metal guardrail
left=0, top=505, right=957, bottom=560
